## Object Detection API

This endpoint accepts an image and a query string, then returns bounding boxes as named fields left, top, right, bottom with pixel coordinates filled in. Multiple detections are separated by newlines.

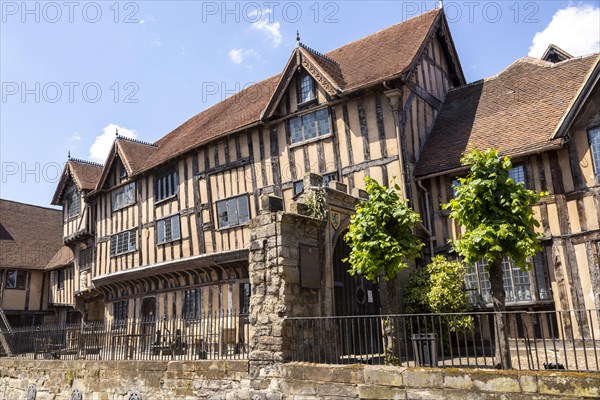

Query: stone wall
left=1, top=360, right=599, bottom=400
left=278, top=363, right=600, bottom=399
left=0, top=360, right=249, bottom=400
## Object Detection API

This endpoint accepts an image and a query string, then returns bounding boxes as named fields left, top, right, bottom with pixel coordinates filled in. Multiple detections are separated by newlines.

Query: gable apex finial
left=115, top=127, right=119, bottom=137
left=296, top=30, right=300, bottom=48
left=68, top=151, right=71, bottom=160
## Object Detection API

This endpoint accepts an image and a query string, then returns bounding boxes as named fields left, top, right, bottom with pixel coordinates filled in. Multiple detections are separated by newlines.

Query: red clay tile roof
left=0, top=199, right=63, bottom=270
left=415, top=54, right=600, bottom=178
left=141, top=9, right=442, bottom=173
left=45, top=245, right=74, bottom=270
left=51, top=159, right=103, bottom=205
left=69, top=160, right=103, bottom=191
left=299, top=44, right=346, bottom=89
left=116, top=137, right=158, bottom=174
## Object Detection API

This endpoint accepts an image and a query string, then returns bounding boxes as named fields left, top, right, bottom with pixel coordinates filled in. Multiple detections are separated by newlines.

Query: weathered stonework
left=1, top=360, right=598, bottom=399
left=0, top=360, right=248, bottom=400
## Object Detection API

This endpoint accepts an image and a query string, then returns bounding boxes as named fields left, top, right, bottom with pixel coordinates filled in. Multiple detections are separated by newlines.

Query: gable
left=262, top=46, right=343, bottom=120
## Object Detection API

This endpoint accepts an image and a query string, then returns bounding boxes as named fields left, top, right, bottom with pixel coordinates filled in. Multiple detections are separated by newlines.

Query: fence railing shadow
left=0, top=311, right=248, bottom=361
left=285, top=309, right=600, bottom=371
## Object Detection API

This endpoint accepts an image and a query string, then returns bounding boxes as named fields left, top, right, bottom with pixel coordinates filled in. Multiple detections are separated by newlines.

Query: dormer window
left=66, top=186, right=80, bottom=219
left=119, top=162, right=127, bottom=180
left=299, top=73, right=315, bottom=104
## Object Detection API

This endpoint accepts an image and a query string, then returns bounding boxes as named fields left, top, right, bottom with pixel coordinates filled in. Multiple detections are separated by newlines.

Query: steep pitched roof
left=92, top=136, right=158, bottom=192
left=139, top=8, right=443, bottom=174
left=52, top=159, right=103, bottom=205
left=45, top=246, right=74, bottom=270
left=0, top=199, right=63, bottom=270
left=415, top=54, right=600, bottom=178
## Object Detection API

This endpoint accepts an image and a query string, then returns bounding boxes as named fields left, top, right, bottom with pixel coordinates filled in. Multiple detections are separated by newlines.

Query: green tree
left=444, top=149, right=545, bottom=369
left=404, top=256, right=472, bottom=331
left=344, top=176, right=423, bottom=363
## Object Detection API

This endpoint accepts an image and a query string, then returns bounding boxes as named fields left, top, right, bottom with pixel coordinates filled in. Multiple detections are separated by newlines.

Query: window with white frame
left=156, top=214, right=181, bottom=244
left=155, top=168, right=178, bottom=202
left=66, top=186, right=80, bottom=219
left=216, top=194, right=250, bottom=229
left=589, top=127, right=600, bottom=182
left=290, top=109, right=330, bottom=144
left=112, top=182, right=136, bottom=211
left=299, top=73, right=315, bottom=104
left=110, top=229, right=136, bottom=256
left=183, top=289, right=202, bottom=320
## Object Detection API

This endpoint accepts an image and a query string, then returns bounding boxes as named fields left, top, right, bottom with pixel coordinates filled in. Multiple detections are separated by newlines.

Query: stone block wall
left=278, top=363, right=600, bottom=400
left=0, top=360, right=248, bottom=400
left=1, top=360, right=598, bottom=399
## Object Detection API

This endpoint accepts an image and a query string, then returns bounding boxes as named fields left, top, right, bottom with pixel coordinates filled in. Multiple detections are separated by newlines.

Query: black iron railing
left=0, top=311, right=248, bottom=361
left=286, top=309, right=600, bottom=371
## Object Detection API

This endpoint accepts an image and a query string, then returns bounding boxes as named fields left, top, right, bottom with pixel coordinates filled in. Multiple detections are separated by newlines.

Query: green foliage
left=404, top=256, right=472, bottom=331
left=305, top=187, right=327, bottom=219
left=344, top=176, right=424, bottom=282
left=443, top=149, right=546, bottom=270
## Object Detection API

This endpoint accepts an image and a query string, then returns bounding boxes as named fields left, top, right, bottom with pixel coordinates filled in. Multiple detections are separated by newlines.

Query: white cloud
left=151, top=35, right=162, bottom=47
left=529, top=5, right=600, bottom=58
left=250, top=9, right=282, bottom=47
left=89, top=124, right=137, bottom=163
left=138, top=19, right=145, bottom=25
left=228, top=48, right=260, bottom=64
left=69, top=132, right=81, bottom=141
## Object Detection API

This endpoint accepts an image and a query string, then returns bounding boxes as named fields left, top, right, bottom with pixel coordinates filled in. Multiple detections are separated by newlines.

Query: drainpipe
left=383, top=84, right=413, bottom=204
left=417, top=179, right=435, bottom=257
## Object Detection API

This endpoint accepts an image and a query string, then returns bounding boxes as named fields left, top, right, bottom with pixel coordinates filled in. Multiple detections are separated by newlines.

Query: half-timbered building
left=415, top=47, right=600, bottom=337
left=49, top=8, right=465, bottom=322
left=0, top=200, right=63, bottom=327
left=44, top=8, right=599, bottom=338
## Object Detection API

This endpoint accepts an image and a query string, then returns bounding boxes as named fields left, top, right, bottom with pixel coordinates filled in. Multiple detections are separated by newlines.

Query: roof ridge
left=299, top=43, right=339, bottom=65
left=448, top=54, right=600, bottom=93
left=116, top=135, right=158, bottom=148
left=69, top=158, right=103, bottom=168
left=323, top=8, right=441, bottom=56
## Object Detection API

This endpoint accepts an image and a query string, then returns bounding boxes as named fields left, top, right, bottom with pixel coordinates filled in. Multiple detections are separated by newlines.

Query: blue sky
left=1, top=0, right=599, bottom=207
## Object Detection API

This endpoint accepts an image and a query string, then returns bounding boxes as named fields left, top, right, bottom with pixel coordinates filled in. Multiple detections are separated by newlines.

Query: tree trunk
left=383, top=274, right=401, bottom=364
left=489, top=258, right=512, bottom=369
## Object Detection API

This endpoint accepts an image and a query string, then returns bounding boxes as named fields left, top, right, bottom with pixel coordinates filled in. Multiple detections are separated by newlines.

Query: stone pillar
left=248, top=193, right=327, bottom=398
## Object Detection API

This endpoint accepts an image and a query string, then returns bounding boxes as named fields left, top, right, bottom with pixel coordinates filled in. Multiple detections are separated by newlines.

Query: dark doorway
left=141, top=297, right=156, bottom=350
left=333, top=231, right=382, bottom=358
left=333, top=231, right=381, bottom=316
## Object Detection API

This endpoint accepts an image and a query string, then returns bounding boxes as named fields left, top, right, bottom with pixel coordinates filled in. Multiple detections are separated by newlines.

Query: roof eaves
left=550, top=55, right=600, bottom=140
